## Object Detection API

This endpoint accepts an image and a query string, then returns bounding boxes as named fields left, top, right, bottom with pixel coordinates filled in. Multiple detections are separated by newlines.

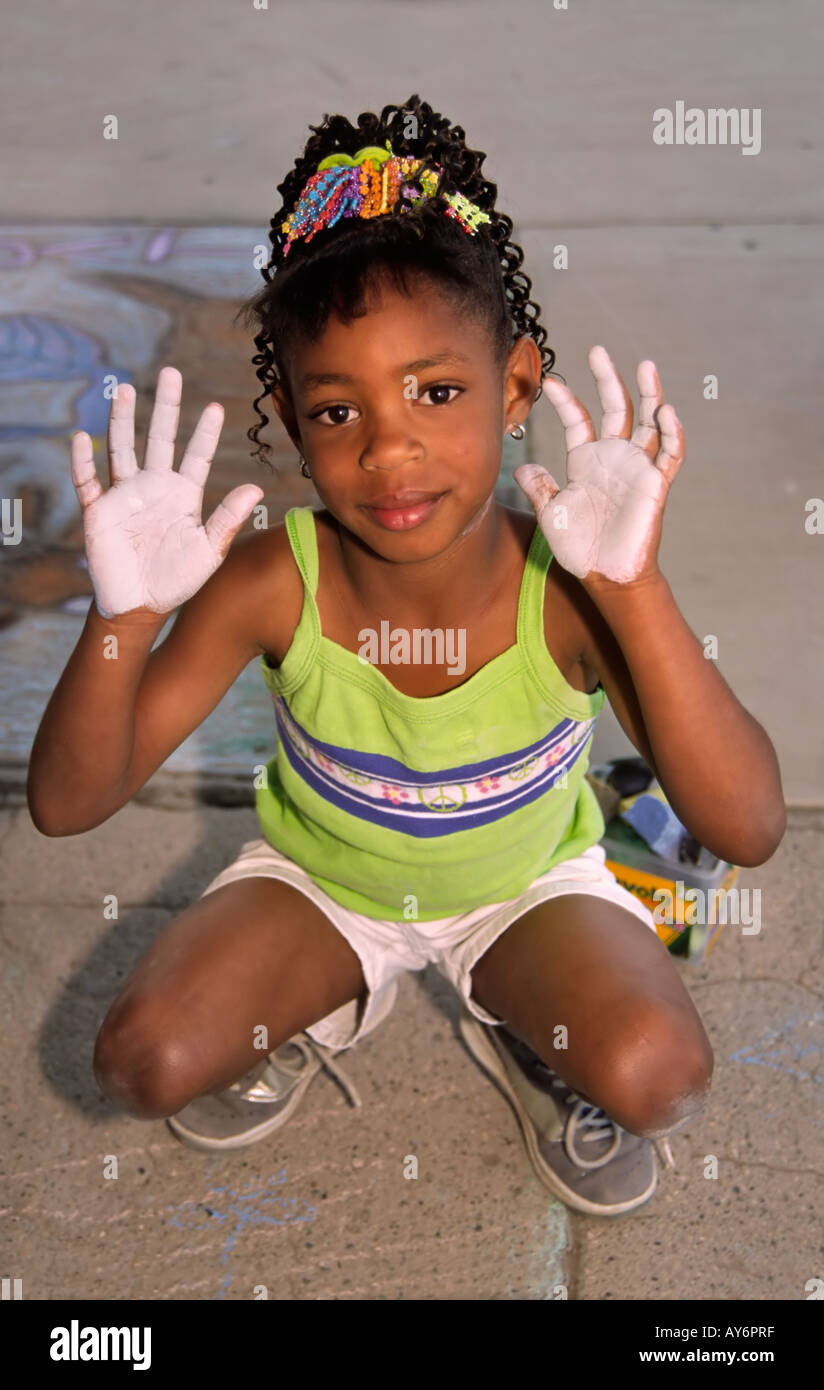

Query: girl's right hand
left=70, top=366, right=265, bottom=620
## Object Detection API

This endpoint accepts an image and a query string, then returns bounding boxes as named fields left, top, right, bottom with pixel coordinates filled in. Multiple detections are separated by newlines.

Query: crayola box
left=587, top=761, right=740, bottom=964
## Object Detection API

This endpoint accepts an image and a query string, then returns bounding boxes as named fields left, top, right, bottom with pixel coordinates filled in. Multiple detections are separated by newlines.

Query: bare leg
left=93, top=875, right=367, bottom=1119
left=470, top=893, right=713, bottom=1137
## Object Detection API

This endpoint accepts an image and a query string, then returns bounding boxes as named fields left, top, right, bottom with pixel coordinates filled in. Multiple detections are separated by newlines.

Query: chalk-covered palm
left=71, top=367, right=264, bottom=618
left=514, top=346, right=685, bottom=587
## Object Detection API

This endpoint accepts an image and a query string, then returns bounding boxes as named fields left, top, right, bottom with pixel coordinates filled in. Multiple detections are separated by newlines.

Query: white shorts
left=197, top=838, right=659, bottom=1052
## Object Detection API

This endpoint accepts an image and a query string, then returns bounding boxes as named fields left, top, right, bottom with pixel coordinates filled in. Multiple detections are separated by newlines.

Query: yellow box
left=603, top=856, right=740, bottom=962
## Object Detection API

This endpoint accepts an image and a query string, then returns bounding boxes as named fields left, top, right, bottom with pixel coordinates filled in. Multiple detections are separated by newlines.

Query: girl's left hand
left=513, top=346, right=685, bottom=591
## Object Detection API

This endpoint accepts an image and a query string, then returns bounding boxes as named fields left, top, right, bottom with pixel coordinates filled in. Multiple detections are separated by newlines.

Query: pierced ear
left=503, top=336, right=542, bottom=427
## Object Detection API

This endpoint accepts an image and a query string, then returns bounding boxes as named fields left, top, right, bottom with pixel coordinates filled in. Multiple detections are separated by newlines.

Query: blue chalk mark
left=726, top=1007, right=824, bottom=1084
left=165, top=1167, right=317, bottom=1300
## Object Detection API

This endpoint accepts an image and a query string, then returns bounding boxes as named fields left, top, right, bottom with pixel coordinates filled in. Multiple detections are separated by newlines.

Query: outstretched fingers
left=204, top=485, right=265, bottom=562
left=70, top=431, right=102, bottom=509
left=143, top=366, right=183, bottom=473
left=632, top=359, right=665, bottom=457
left=589, top=344, right=633, bottom=439
left=654, top=403, right=686, bottom=485
left=178, top=402, right=226, bottom=491
left=541, top=375, right=596, bottom=451
left=107, top=381, right=138, bottom=484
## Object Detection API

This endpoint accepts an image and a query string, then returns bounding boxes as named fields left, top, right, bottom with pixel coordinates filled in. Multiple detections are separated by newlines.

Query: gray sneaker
left=459, top=1014, right=673, bottom=1216
left=166, top=1033, right=363, bottom=1153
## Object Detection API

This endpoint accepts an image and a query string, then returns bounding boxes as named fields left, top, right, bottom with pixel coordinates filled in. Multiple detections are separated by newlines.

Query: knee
left=93, top=1002, right=194, bottom=1120
left=624, top=1073, right=712, bottom=1139
left=587, top=1004, right=714, bottom=1139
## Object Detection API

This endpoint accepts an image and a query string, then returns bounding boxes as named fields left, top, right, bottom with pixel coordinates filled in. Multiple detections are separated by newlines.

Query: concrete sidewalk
left=1, top=798, right=821, bottom=1300
left=1, top=0, right=822, bottom=1301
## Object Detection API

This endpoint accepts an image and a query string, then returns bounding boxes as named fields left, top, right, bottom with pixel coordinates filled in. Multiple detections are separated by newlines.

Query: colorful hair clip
left=279, top=142, right=491, bottom=258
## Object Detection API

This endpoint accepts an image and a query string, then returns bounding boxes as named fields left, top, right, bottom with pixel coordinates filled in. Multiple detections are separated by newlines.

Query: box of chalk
left=586, top=758, right=739, bottom=964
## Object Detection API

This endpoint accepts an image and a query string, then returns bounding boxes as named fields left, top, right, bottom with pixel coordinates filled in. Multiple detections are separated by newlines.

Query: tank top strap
left=285, top=505, right=320, bottom=597
left=259, top=506, right=321, bottom=696
left=516, top=519, right=553, bottom=653
left=516, top=517, right=606, bottom=720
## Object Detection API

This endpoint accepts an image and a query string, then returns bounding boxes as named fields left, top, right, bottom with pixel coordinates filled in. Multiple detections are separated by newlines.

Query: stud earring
left=299, top=457, right=311, bottom=478
left=509, top=423, right=526, bottom=440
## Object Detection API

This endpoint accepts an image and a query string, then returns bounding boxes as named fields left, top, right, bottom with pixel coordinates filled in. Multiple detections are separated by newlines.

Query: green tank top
left=255, top=506, right=607, bottom=921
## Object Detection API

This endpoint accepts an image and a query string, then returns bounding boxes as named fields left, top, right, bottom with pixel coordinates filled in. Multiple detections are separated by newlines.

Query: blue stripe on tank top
left=273, top=694, right=588, bottom=783
left=275, top=729, right=595, bottom=836
left=272, top=698, right=597, bottom=837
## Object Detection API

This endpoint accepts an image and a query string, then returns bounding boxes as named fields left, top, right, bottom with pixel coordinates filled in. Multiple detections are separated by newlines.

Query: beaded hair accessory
left=279, top=140, right=491, bottom=259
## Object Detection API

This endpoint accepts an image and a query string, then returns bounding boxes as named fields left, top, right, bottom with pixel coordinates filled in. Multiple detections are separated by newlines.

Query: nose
left=358, top=414, right=424, bottom=473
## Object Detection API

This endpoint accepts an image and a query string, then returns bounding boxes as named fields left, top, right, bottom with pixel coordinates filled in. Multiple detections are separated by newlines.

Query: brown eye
left=422, top=385, right=462, bottom=405
left=313, top=404, right=356, bottom=425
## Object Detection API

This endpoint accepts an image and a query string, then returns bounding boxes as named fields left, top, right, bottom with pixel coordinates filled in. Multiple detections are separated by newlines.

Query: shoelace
left=227, top=1034, right=363, bottom=1110
left=530, top=1051, right=677, bottom=1172
left=226, top=1032, right=677, bottom=1171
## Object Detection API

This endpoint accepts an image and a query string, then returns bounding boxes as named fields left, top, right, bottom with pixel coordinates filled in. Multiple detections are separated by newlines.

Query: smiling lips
left=364, top=490, right=443, bottom=507
left=364, top=492, right=445, bottom=531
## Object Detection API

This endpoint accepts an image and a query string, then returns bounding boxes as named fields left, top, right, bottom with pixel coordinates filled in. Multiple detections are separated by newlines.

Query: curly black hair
left=234, top=94, right=558, bottom=474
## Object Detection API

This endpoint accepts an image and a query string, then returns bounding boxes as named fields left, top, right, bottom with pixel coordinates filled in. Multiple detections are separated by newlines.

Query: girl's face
left=271, top=272, right=542, bottom=557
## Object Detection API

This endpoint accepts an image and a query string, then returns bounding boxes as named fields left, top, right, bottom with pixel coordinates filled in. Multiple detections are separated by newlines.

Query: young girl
left=28, top=95, right=785, bottom=1221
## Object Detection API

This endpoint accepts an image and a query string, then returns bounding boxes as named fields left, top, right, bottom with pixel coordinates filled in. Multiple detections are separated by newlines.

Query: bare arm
left=582, top=572, right=786, bottom=867
left=27, top=366, right=265, bottom=836
left=27, top=603, right=168, bottom=836
left=27, top=535, right=268, bottom=837
left=515, top=344, right=786, bottom=867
